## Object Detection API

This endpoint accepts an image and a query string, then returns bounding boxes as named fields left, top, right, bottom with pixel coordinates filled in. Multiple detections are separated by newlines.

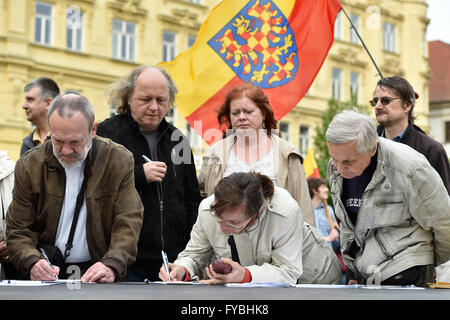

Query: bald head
left=48, top=93, right=95, bottom=132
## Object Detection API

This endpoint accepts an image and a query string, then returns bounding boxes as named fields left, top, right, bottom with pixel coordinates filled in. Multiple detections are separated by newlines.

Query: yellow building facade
left=0, top=0, right=430, bottom=162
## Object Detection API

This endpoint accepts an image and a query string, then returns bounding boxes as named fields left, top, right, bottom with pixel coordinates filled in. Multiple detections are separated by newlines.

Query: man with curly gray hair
left=96, top=66, right=201, bottom=282
left=326, top=109, right=450, bottom=287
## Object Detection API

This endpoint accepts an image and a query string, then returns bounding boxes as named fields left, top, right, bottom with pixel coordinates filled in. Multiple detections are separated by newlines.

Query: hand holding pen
left=29, top=248, right=59, bottom=281
left=142, top=155, right=167, bottom=183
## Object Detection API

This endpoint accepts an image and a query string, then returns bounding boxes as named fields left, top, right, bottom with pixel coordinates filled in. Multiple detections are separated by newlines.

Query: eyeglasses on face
left=369, top=97, right=400, bottom=107
left=209, top=211, right=251, bottom=230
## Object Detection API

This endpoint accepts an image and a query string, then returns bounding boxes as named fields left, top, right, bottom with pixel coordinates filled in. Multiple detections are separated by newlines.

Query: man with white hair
left=6, top=94, right=143, bottom=282
left=326, top=109, right=450, bottom=286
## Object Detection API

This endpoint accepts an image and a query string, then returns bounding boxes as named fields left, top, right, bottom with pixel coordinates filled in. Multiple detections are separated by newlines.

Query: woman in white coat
left=159, top=172, right=304, bottom=284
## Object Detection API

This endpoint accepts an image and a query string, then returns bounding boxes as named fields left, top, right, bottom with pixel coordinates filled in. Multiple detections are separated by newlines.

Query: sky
left=426, top=0, right=450, bottom=44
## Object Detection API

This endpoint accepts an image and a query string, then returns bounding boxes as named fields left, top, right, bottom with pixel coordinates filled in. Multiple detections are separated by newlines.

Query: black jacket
left=377, top=123, right=450, bottom=195
left=20, top=131, right=37, bottom=156
left=97, top=113, right=201, bottom=260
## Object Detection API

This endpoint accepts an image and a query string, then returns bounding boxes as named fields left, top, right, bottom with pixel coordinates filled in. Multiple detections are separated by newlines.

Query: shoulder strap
left=63, top=169, right=88, bottom=260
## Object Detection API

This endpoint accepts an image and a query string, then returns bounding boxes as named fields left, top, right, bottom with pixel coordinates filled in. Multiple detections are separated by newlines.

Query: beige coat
left=198, top=133, right=315, bottom=226
left=175, top=187, right=304, bottom=283
left=328, top=138, right=450, bottom=283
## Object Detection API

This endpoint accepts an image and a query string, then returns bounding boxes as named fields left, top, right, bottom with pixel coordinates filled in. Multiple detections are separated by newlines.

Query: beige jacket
left=175, top=187, right=304, bottom=283
left=198, top=133, right=315, bottom=226
left=328, top=138, right=450, bottom=283
left=298, top=222, right=341, bottom=284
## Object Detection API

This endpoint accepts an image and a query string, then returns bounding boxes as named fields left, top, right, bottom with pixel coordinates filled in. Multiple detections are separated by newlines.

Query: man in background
left=21, top=77, right=60, bottom=156
left=372, top=76, right=450, bottom=194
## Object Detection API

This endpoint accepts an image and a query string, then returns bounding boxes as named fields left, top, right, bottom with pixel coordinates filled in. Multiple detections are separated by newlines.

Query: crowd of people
left=0, top=66, right=449, bottom=287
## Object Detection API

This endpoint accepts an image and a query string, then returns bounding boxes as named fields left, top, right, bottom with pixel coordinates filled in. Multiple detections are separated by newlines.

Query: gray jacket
left=328, top=137, right=450, bottom=283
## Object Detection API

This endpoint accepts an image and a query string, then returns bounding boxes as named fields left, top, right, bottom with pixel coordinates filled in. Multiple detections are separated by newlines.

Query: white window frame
left=350, top=14, right=359, bottom=44
left=279, top=122, right=290, bottom=142
left=334, top=11, right=341, bottom=40
left=162, top=30, right=177, bottom=62
left=383, top=22, right=396, bottom=52
left=332, top=68, right=341, bottom=100
left=35, top=2, right=53, bottom=45
left=299, top=126, right=310, bottom=156
left=350, top=72, right=359, bottom=103
left=66, top=7, right=83, bottom=52
left=112, top=19, right=136, bottom=62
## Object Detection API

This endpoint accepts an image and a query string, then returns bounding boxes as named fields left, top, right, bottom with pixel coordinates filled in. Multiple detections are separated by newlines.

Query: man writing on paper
left=6, top=94, right=143, bottom=282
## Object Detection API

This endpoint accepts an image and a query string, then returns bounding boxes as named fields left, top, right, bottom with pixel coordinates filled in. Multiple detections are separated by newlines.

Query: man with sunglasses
left=371, top=76, right=450, bottom=194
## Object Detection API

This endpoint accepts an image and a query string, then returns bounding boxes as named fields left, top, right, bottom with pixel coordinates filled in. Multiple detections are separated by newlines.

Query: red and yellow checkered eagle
left=215, top=0, right=296, bottom=86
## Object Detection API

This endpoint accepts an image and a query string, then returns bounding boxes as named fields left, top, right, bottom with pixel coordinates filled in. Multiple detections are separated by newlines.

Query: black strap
left=228, top=235, right=240, bottom=264
left=63, top=173, right=88, bottom=260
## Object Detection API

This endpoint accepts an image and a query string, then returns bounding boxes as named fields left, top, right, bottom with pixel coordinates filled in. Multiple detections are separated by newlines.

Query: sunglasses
left=369, top=97, right=400, bottom=107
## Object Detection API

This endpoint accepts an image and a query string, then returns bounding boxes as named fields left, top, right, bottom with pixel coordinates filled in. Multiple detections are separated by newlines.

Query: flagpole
left=340, top=7, right=384, bottom=79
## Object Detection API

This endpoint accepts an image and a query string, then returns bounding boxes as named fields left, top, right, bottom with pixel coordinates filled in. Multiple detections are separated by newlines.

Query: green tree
left=313, top=97, right=370, bottom=179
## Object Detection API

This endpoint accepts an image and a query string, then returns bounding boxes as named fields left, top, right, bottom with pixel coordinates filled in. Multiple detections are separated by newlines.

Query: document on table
left=225, top=282, right=291, bottom=288
left=147, top=280, right=207, bottom=285
left=0, top=280, right=82, bottom=286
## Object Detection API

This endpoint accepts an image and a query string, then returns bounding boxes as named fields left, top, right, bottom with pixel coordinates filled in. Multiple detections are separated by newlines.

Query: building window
left=35, top=2, right=53, bottom=45
left=350, top=72, right=359, bottom=103
left=383, top=22, right=396, bottom=52
left=66, top=6, right=83, bottom=51
left=279, top=122, right=289, bottom=142
left=188, top=35, right=196, bottom=48
left=186, top=123, right=202, bottom=150
left=112, top=19, right=136, bottom=61
left=350, top=14, right=359, bottom=44
left=332, top=68, right=341, bottom=100
left=446, top=121, right=450, bottom=143
left=299, top=126, right=310, bottom=156
left=334, top=11, right=341, bottom=40
left=166, top=108, right=176, bottom=125
left=163, top=31, right=177, bottom=62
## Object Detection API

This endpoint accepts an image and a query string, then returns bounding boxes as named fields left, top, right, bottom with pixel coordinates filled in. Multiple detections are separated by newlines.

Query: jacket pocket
left=372, top=192, right=408, bottom=227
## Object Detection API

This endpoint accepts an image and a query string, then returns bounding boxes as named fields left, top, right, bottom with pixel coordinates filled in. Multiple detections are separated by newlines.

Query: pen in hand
left=40, top=248, right=59, bottom=280
left=161, top=250, right=171, bottom=282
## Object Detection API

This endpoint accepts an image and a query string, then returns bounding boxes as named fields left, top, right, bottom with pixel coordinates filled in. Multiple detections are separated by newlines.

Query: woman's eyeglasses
left=369, top=97, right=400, bottom=107
left=209, top=211, right=252, bottom=230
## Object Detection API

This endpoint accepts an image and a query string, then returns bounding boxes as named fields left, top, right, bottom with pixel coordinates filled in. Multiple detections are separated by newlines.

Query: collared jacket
left=175, top=187, right=304, bottom=283
left=377, top=123, right=450, bottom=195
left=96, top=113, right=201, bottom=260
left=6, top=137, right=144, bottom=280
left=197, top=133, right=315, bottom=226
left=328, top=137, right=450, bottom=283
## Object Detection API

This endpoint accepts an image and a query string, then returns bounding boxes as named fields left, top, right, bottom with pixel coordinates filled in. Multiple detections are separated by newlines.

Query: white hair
left=326, top=109, right=378, bottom=155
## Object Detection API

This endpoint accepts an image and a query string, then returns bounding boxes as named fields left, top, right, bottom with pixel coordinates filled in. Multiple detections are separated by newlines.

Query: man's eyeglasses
left=369, top=97, right=400, bottom=107
left=209, top=211, right=252, bottom=230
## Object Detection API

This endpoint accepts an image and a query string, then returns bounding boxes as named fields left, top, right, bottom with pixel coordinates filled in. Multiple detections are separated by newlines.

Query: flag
left=158, top=0, right=341, bottom=144
left=304, top=147, right=320, bottom=178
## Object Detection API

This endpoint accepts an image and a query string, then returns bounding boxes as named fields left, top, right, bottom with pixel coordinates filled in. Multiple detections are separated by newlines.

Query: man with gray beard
left=6, top=94, right=143, bottom=282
